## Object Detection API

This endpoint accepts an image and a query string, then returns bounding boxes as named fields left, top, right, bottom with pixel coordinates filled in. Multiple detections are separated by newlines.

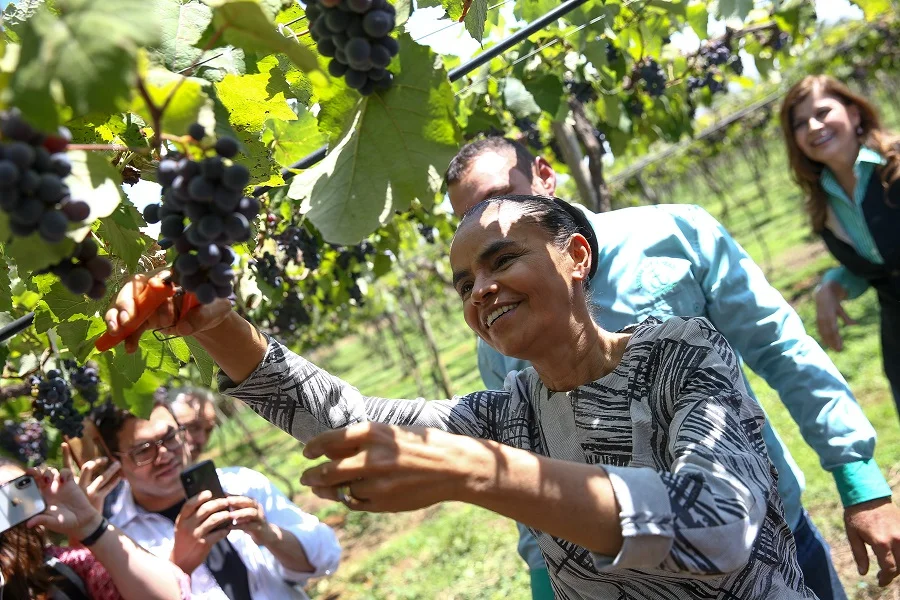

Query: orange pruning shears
left=94, top=277, right=200, bottom=352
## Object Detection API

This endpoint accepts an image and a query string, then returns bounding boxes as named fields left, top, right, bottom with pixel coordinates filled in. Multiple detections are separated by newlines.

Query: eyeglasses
left=118, top=427, right=185, bottom=467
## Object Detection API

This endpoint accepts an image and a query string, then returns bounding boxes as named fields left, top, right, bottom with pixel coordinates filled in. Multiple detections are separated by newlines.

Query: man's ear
left=533, top=157, right=557, bottom=196
left=568, top=233, right=592, bottom=282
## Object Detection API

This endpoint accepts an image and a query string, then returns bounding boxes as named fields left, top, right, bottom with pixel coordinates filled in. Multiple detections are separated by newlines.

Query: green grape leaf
left=130, top=68, right=213, bottom=137
left=1, top=0, right=44, bottom=41
left=105, top=352, right=160, bottom=417
left=9, top=0, right=162, bottom=130
left=33, top=302, right=55, bottom=334
left=686, top=0, right=708, bottom=38
left=422, top=0, right=463, bottom=20
left=262, top=112, right=328, bottom=169
left=184, top=336, right=215, bottom=386
left=850, top=0, right=892, bottom=18
left=6, top=235, right=75, bottom=275
left=214, top=66, right=299, bottom=186
left=167, top=337, right=191, bottom=363
left=140, top=335, right=182, bottom=375
left=203, top=0, right=321, bottom=76
left=288, top=36, right=460, bottom=245
left=715, top=0, right=753, bottom=21
left=157, top=0, right=214, bottom=73
left=463, top=0, right=488, bottom=42
left=113, top=344, right=146, bottom=384
left=97, top=216, right=153, bottom=272
left=513, top=0, right=556, bottom=22
left=503, top=77, right=541, bottom=117
left=527, top=74, right=564, bottom=117
left=463, top=105, right=503, bottom=138
left=42, top=282, right=104, bottom=321
left=0, top=256, right=10, bottom=313
left=56, top=317, right=105, bottom=363
left=393, top=0, right=413, bottom=25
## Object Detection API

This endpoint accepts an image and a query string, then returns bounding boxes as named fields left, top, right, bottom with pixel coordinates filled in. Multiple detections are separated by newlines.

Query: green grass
left=211, top=116, right=900, bottom=599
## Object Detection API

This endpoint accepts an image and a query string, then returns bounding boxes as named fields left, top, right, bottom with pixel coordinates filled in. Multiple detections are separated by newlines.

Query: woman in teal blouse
left=780, top=74, right=900, bottom=414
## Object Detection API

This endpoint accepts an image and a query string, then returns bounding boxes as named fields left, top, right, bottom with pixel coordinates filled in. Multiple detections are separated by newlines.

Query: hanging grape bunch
left=48, top=237, right=112, bottom=299
left=31, top=370, right=84, bottom=438
left=142, top=123, right=256, bottom=305
left=635, top=58, right=667, bottom=98
left=306, top=0, right=399, bottom=95
left=253, top=251, right=284, bottom=288
left=0, top=420, right=48, bottom=465
left=277, top=225, right=322, bottom=271
left=0, top=110, right=91, bottom=242
left=65, top=359, right=100, bottom=406
left=689, top=39, right=741, bottom=96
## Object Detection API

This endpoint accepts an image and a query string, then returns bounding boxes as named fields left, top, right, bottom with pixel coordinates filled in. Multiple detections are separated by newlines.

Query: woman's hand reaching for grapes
left=104, top=270, right=233, bottom=354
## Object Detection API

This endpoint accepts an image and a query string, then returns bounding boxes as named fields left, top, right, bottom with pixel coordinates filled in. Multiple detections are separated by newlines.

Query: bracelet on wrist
left=79, top=517, right=110, bottom=547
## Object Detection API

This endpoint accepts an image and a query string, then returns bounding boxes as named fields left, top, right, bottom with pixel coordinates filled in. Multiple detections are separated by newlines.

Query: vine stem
left=68, top=143, right=150, bottom=153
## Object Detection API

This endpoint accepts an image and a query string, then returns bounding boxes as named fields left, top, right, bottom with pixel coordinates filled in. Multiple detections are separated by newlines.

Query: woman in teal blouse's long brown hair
left=780, top=74, right=900, bottom=415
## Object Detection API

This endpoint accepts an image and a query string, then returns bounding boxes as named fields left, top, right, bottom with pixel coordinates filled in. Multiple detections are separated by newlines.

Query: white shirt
left=108, top=466, right=341, bottom=599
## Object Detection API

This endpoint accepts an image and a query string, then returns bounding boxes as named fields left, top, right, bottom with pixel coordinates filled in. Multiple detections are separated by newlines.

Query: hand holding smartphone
left=181, top=460, right=230, bottom=533
left=0, top=474, right=46, bottom=534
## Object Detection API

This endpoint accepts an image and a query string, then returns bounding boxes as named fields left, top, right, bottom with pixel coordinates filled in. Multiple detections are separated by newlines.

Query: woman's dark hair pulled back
left=459, top=194, right=598, bottom=281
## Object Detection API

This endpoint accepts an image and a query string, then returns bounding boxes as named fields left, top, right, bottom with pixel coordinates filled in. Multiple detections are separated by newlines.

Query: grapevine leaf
left=527, top=74, right=564, bottom=117
left=9, top=0, right=162, bottom=130
left=850, top=0, right=892, bottom=18
left=513, top=0, right=556, bottom=22
left=184, top=336, right=215, bottom=386
left=16, top=352, right=39, bottom=377
left=105, top=353, right=159, bottom=417
left=715, top=0, right=753, bottom=21
left=503, top=77, right=541, bottom=117
left=288, top=35, right=460, bottom=245
left=130, top=69, right=213, bottom=137
left=67, top=150, right=126, bottom=231
left=686, top=1, right=708, bottom=38
left=42, top=282, right=104, bottom=321
left=419, top=0, right=464, bottom=20
left=33, top=303, right=54, bottom=334
left=56, top=318, right=105, bottom=363
left=96, top=216, right=153, bottom=272
left=214, top=67, right=299, bottom=185
left=113, top=344, right=147, bottom=384
left=140, top=335, right=182, bottom=375
left=393, top=0, right=413, bottom=26
left=261, top=112, right=328, bottom=169
left=463, top=105, right=504, bottom=138
left=463, top=0, right=488, bottom=42
left=6, top=236, right=74, bottom=275
left=156, top=0, right=214, bottom=73
left=168, top=337, right=192, bottom=363
left=202, top=0, right=321, bottom=76
left=0, top=256, right=10, bottom=313
left=1, top=0, right=44, bottom=41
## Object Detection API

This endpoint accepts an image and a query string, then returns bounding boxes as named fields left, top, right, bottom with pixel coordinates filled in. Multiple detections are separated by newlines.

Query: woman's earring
left=857, top=125, right=864, bottom=136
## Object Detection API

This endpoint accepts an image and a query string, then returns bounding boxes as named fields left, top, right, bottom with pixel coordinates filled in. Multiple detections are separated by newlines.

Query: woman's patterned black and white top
left=220, top=316, right=814, bottom=599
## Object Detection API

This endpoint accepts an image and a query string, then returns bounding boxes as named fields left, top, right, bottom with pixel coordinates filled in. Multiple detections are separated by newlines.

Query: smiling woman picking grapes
left=104, top=195, right=814, bottom=599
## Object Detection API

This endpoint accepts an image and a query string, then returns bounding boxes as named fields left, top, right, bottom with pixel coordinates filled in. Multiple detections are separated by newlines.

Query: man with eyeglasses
left=90, top=398, right=341, bottom=600
left=169, top=386, right=219, bottom=462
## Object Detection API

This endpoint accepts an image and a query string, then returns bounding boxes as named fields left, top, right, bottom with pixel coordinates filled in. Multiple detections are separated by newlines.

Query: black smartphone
left=180, top=459, right=226, bottom=501
left=1, top=474, right=46, bottom=534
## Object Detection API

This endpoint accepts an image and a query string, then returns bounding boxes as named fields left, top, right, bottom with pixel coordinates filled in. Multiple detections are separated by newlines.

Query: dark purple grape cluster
left=770, top=30, right=790, bottom=51
left=271, top=292, right=311, bottom=335
left=700, top=41, right=731, bottom=66
left=31, top=370, right=84, bottom=438
left=627, top=96, right=644, bottom=118
left=65, top=359, right=100, bottom=406
left=142, top=124, right=256, bottom=305
left=334, top=240, right=375, bottom=270
left=0, top=110, right=90, bottom=243
left=306, top=0, right=399, bottom=95
left=606, top=41, right=619, bottom=63
left=0, top=419, right=48, bottom=465
left=728, top=56, right=744, bottom=76
left=636, top=58, right=667, bottom=98
left=418, top=223, right=435, bottom=244
left=252, top=251, right=283, bottom=288
left=49, top=237, right=112, bottom=299
left=277, top=226, right=321, bottom=271
left=687, top=72, right=726, bottom=95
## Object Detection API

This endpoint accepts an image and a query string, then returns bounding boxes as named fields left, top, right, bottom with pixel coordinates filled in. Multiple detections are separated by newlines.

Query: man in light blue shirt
left=444, top=137, right=900, bottom=599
